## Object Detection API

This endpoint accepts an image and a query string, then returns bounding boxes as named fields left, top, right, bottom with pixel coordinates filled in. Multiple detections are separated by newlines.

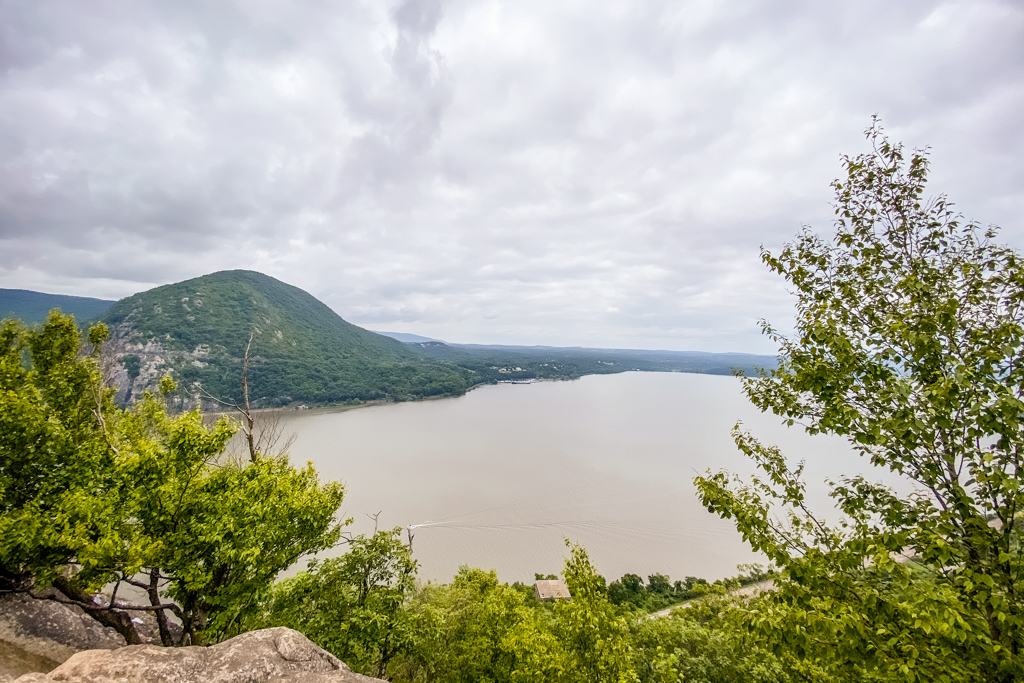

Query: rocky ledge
left=0, top=588, right=177, bottom=681
left=0, top=591, right=129, bottom=682
left=13, top=627, right=383, bottom=683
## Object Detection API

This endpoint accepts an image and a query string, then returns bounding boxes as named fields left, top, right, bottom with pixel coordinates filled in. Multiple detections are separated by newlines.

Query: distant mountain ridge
left=4, top=274, right=778, bottom=407
left=407, top=340, right=775, bottom=383
left=99, top=270, right=468, bottom=407
left=373, top=330, right=444, bottom=343
left=0, top=288, right=114, bottom=325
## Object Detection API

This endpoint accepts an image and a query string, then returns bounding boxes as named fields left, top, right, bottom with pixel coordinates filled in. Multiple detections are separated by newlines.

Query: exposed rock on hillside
left=12, top=627, right=383, bottom=683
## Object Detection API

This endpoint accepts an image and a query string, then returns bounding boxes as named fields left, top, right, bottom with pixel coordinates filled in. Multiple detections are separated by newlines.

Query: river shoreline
left=204, top=374, right=587, bottom=419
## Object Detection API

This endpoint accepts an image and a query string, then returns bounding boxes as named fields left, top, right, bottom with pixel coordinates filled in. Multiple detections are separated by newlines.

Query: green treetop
left=0, top=310, right=346, bottom=646
left=697, top=120, right=1024, bottom=681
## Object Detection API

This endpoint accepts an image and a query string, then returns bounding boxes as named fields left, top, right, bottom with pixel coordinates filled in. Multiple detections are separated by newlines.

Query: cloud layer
left=2, top=0, right=1021, bottom=351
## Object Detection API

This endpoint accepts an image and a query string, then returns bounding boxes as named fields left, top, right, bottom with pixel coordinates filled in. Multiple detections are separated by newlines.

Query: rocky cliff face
left=102, top=322, right=214, bottom=408
left=11, top=628, right=384, bottom=683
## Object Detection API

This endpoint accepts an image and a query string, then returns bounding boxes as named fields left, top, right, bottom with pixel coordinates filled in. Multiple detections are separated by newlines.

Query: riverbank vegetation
left=97, top=268, right=773, bottom=409
left=605, top=564, right=772, bottom=611
left=406, top=342, right=774, bottom=386
left=240, top=531, right=785, bottom=683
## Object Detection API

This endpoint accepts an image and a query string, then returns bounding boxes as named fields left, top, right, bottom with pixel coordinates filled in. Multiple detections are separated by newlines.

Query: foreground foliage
left=244, top=528, right=418, bottom=677
left=0, top=311, right=346, bottom=644
left=696, top=121, right=1024, bottom=680
left=253, top=536, right=787, bottom=683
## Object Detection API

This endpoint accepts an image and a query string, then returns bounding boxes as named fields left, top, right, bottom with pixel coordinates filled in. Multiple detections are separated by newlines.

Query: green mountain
left=4, top=273, right=777, bottom=408
left=100, top=270, right=468, bottom=407
left=0, top=288, right=114, bottom=325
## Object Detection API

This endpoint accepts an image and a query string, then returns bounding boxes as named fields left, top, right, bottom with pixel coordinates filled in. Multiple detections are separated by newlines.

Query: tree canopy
left=0, top=311, right=346, bottom=645
left=696, top=120, right=1024, bottom=681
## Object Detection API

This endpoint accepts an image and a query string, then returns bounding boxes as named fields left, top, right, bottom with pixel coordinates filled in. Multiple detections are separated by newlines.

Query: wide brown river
left=277, top=371, right=869, bottom=584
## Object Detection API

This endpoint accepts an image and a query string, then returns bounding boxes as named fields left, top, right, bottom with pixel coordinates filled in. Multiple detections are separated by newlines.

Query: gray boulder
left=12, top=628, right=384, bottom=683
left=0, top=591, right=127, bottom=681
left=0, top=588, right=182, bottom=681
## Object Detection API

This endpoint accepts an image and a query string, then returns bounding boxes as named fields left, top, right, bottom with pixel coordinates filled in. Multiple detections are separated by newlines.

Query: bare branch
left=368, top=511, right=382, bottom=534
left=241, top=332, right=256, bottom=462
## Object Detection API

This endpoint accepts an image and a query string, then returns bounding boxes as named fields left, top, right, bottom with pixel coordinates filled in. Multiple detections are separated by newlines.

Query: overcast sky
left=1, top=0, right=1021, bottom=352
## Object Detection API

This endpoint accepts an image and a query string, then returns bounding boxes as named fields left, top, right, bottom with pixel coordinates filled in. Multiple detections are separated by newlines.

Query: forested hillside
left=4, top=273, right=775, bottom=408
left=3, top=273, right=776, bottom=408
left=0, top=288, right=113, bottom=325
left=100, top=270, right=468, bottom=407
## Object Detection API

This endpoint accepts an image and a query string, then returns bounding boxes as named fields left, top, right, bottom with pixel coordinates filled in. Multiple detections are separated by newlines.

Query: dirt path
left=647, top=579, right=776, bottom=619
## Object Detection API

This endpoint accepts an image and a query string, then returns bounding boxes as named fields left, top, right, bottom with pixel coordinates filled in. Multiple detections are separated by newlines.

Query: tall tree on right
left=697, top=120, right=1023, bottom=682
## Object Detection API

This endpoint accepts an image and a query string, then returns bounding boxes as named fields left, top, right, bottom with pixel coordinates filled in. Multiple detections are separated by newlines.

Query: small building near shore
left=534, top=579, right=571, bottom=601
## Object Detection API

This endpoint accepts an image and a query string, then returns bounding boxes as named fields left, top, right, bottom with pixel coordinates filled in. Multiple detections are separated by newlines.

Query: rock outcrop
left=0, top=592, right=126, bottom=681
left=0, top=587, right=182, bottom=681
left=0, top=591, right=126, bottom=658
left=12, top=628, right=384, bottom=683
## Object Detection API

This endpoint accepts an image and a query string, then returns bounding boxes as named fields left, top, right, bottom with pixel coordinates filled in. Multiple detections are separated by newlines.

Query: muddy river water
left=277, top=371, right=873, bottom=583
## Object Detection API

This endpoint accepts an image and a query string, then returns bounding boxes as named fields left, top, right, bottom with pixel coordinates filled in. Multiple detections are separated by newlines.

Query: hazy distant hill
left=100, top=270, right=468, bottom=407
left=407, top=341, right=776, bottom=383
left=0, top=288, right=114, bottom=325
left=373, top=330, right=444, bottom=343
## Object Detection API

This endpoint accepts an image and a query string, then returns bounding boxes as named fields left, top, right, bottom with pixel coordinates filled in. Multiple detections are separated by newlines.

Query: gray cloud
left=1, top=0, right=1021, bottom=352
